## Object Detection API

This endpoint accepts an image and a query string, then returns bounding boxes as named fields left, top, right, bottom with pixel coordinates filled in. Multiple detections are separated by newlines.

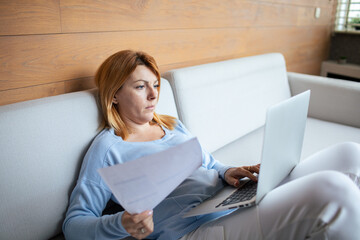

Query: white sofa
left=1, top=53, right=359, bottom=240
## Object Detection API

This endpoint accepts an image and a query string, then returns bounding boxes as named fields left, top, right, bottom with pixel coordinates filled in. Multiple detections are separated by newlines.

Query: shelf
left=321, top=61, right=360, bottom=81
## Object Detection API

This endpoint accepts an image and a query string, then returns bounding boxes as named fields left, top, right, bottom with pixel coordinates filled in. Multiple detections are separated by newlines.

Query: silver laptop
left=183, top=90, right=310, bottom=217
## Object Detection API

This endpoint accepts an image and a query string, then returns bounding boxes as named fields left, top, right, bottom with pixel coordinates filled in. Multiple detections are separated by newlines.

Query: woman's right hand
left=121, top=210, right=154, bottom=239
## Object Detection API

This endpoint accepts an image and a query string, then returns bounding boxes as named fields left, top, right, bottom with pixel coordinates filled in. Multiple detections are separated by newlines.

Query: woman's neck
left=125, top=121, right=165, bottom=142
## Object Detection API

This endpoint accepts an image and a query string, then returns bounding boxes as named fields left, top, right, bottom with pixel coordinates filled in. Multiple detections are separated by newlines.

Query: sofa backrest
left=163, top=53, right=291, bottom=153
left=0, top=90, right=102, bottom=240
left=0, top=78, right=176, bottom=239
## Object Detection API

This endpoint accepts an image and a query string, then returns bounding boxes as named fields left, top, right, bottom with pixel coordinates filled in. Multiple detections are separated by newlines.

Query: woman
left=63, top=50, right=360, bottom=240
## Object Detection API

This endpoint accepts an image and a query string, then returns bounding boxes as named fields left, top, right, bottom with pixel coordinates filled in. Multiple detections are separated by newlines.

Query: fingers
left=122, top=210, right=154, bottom=239
left=224, top=165, right=261, bottom=187
left=130, top=210, right=153, bottom=224
left=241, top=167, right=258, bottom=182
left=242, top=164, right=261, bottom=182
left=226, top=174, right=241, bottom=187
left=245, top=164, right=260, bottom=174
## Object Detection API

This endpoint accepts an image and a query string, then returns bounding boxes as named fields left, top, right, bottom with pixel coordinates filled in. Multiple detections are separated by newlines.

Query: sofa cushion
left=212, top=118, right=360, bottom=167
left=288, top=72, right=360, bottom=128
left=157, top=78, right=179, bottom=118
left=163, top=53, right=291, bottom=153
left=301, top=118, right=360, bottom=159
left=0, top=89, right=102, bottom=240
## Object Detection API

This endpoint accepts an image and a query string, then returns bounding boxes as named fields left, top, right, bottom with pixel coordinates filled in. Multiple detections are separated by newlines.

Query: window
left=335, top=0, right=360, bottom=32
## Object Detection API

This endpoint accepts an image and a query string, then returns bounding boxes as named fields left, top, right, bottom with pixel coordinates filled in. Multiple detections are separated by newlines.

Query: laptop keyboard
left=216, top=180, right=257, bottom=208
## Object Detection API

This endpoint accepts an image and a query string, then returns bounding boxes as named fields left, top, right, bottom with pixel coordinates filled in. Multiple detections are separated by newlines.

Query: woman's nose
left=147, top=86, right=158, bottom=100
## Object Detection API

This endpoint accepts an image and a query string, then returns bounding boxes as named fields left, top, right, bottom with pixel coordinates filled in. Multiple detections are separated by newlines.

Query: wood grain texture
left=64, top=77, right=95, bottom=93
left=0, top=82, right=64, bottom=106
left=60, top=0, right=256, bottom=32
left=0, top=0, right=337, bottom=105
left=0, top=25, right=332, bottom=91
left=60, top=0, right=333, bottom=33
left=260, top=0, right=335, bottom=8
left=287, top=59, right=324, bottom=75
left=0, top=28, right=248, bottom=90
left=0, top=0, right=61, bottom=36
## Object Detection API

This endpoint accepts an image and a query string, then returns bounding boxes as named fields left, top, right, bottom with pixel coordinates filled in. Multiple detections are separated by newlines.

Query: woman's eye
left=154, top=84, right=160, bottom=88
left=135, top=85, right=145, bottom=89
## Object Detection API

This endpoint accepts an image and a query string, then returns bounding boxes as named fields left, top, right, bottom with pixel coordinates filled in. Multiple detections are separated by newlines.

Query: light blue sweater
left=63, top=120, right=233, bottom=240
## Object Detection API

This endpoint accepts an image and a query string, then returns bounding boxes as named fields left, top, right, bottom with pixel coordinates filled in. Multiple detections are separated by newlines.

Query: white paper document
left=98, top=138, right=202, bottom=214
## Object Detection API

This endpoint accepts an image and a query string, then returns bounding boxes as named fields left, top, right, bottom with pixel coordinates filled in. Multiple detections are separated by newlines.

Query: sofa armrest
left=287, top=72, right=360, bottom=128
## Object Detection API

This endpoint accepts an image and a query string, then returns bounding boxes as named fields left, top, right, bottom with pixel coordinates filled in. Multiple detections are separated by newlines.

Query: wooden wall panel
left=0, top=28, right=249, bottom=90
left=288, top=59, right=324, bottom=76
left=0, top=0, right=337, bottom=106
left=262, top=0, right=334, bottom=8
left=0, top=0, right=61, bottom=36
left=0, top=25, right=331, bottom=91
left=0, top=82, right=64, bottom=106
left=60, top=0, right=333, bottom=32
left=64, top=77, right=95, bottom=94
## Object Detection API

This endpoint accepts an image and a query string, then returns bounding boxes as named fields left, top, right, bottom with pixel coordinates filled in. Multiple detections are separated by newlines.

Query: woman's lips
left=146, top=105, right=155, bottom=110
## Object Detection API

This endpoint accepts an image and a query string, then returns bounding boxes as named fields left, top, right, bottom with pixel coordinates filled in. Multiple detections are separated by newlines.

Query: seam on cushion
left=169, top=71, right=186, bottom=124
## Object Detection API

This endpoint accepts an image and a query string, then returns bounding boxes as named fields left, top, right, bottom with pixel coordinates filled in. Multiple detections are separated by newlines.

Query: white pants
left=180, top=142, right=360, bottom=240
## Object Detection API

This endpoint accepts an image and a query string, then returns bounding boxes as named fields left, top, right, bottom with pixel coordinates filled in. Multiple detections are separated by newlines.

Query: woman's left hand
left=224, top=164, right=260, bottom=187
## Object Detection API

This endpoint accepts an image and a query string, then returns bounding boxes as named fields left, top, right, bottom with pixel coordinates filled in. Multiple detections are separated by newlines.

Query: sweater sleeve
left=201, top=148, right=232, bottom=179
left=176, top=120, right=232, bottom=179
left=63, top=129, right=131, bottom=240
left=62, top=179, right=130, bottom=240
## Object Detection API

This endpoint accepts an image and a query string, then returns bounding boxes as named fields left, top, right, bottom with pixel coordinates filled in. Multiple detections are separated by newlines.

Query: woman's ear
left=112, top=96, right=118, bottom=104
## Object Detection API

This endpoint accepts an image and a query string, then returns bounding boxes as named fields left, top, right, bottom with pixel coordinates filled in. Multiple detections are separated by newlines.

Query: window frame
left=334, top=0, right=360, bottom=33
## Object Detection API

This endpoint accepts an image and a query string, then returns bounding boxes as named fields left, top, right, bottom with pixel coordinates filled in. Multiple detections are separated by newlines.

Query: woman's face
left=113, top=65, right=159, bottom=125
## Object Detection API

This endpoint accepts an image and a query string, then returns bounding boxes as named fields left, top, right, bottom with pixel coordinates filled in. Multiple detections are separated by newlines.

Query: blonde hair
left=94, top=50, right=176, bottom=140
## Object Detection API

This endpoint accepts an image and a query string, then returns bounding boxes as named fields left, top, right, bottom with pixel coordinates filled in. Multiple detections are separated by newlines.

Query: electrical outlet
left=315, top=7, right=321, bottom=19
